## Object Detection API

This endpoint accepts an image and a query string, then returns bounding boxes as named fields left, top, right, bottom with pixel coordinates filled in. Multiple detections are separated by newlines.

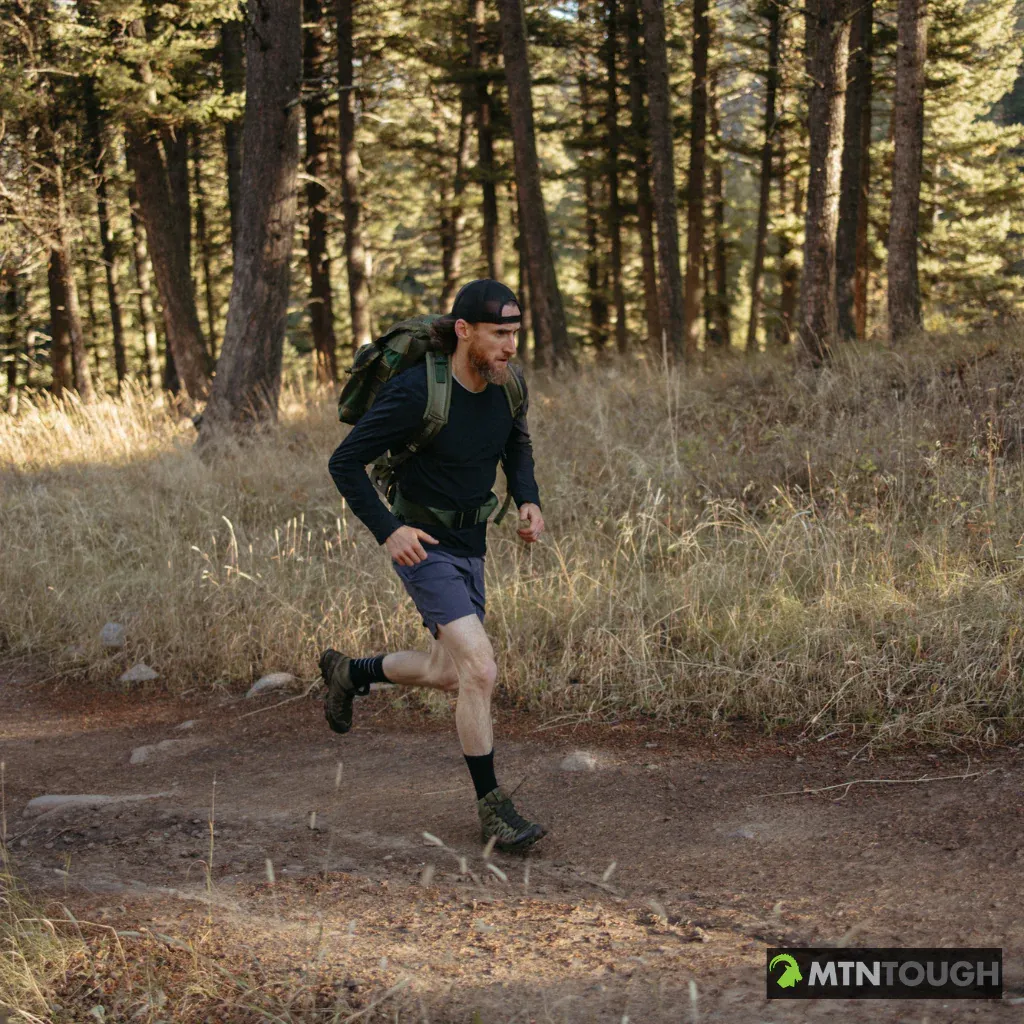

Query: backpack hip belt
left=392, top=489, right=503, bottom=530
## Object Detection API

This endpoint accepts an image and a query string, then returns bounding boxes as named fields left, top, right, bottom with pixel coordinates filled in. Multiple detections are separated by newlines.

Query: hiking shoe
left=319, top=649, right=368, bottom=734
left=477, top=787, right=546, bottom=852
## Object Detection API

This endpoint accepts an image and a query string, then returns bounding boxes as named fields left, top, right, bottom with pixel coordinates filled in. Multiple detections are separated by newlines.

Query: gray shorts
left=392, top=548, right=486, bottom=637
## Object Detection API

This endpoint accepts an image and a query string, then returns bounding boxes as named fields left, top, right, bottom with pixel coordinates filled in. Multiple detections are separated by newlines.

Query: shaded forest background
left=1, top=0, right=1023, bottom=422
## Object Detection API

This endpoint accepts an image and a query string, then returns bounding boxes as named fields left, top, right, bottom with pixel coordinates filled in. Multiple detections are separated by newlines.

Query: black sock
left=464, top=750, right=498, bottom=800
left=349, top=655, right=390, bottom=688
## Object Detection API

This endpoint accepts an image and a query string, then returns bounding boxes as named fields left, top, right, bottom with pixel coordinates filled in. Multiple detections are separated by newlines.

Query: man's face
left=457, top=302, right=520, bottom=385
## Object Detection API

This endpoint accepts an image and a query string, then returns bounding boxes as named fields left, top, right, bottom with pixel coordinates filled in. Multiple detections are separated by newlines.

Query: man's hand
left=517, top=502, right=544, bottom=543
left=386, top=525, right=439, bottom=565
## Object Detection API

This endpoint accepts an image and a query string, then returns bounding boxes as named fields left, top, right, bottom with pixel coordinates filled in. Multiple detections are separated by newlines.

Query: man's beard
left=468, top=343, right=511, bottom=385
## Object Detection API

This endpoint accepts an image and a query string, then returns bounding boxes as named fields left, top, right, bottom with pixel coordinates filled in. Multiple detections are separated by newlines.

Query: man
left=324, top=279, right=547, bottom=852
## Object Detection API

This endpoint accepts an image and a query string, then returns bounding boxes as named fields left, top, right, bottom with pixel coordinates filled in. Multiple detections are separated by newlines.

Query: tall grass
left=4, top=332, right=1024, bottom=740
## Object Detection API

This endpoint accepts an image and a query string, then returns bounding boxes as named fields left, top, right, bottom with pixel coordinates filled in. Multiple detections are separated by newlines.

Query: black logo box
left=766, top=948, right=1002, bottom=1000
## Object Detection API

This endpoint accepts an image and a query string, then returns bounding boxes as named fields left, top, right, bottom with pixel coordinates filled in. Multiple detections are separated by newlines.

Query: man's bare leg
left=383, top=615, right=494, bottom=755
left=435, top=614, right=496, bottom=756
left=381, top=641, right=459, bottom=693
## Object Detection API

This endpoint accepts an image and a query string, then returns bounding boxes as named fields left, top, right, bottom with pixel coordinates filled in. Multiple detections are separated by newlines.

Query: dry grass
left=0, top=852, right=422, bottom=1022
left=4, top=331, right=1024, bottom=741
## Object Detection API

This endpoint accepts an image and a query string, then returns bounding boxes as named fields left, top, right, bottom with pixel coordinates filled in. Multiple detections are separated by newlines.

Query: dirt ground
left=2, top=657, right=1022, bottom=1022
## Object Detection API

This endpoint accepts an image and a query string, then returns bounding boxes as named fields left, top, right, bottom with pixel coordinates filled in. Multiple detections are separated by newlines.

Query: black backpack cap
left=451, top=279, right=521, bottom=324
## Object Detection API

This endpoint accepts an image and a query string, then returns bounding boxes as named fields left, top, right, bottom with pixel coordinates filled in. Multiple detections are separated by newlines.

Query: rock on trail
left=22, top=791, right=175, bottom=819
left=560, top=750, right=598, bottom=771
left=246, top=672, right=297, bottom=697
left=100, top=623, right=126, bottom=648
left=120, top=663, right=159, bottom=684
left=129, top=739, right=192, bottom=765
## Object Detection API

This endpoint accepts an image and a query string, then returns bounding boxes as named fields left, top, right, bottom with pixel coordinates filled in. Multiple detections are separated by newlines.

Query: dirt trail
left=2, top=660, right=1022, bottom=1021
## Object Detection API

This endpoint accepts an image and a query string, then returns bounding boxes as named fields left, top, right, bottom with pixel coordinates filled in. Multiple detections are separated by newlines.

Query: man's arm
left=328, top=370, right=426, bottom=544
left=500, top=374, right=542, bottom=510
left=500, top=373, right=544, bottom=542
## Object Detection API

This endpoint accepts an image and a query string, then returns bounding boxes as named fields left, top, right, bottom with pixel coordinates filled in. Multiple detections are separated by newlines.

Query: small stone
left=727, top=827, right=756, bottom=840
left=175, top=720, right=196, bottom=731
left=560, top=750, right=598, bottom=771
left=246, top=672, right=296, bottom=697
left=24, top=795, right=115, bottom=817
left=22, top=792, right=173, bottom=818
left=129, top=739, right=189, bottom=765
left=120, top=663, right=158, bottom=684
left=62, top=644, right=87, bottom=659
left=100, top=623, right=126, bottom=648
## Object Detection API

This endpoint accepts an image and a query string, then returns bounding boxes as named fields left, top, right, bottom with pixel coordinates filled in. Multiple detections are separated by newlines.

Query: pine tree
left=888, top=0, right=926, bottom=340
left=798, top=0, right=850, bottom=362
left=199, top=0, right=302, bottom=437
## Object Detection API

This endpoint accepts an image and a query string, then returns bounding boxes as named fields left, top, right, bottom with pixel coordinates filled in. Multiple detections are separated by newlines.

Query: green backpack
left=337, top=313, right=525, bottom=528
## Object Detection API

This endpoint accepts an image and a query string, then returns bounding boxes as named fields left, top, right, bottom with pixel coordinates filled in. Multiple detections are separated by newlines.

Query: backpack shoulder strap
left=501, top=365, right=525, bottom=419
left=405, top=350, right=452, bottom=454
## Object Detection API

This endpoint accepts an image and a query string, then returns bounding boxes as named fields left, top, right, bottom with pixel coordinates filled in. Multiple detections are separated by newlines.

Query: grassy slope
left=3, top=332, right=1024, bottom=741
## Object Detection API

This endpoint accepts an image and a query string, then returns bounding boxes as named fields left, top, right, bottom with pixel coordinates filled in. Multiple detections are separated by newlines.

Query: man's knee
left=459, top=654, right=497, bottom=695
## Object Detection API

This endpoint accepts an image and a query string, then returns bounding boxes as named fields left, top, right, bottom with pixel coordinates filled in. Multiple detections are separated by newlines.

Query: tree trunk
left=470, top=0, right=503, bottom=279
left=221, top=18, right=245, bottom=256
left=641, top=0, right=685, bottom=359
left=624, top=0, right=661, bottom=350
left=48, top=245, right=93, bottom=400
left=746, top=0, right=781, bottom=353
left=3, top=268, right=19, bottom=415
left=836, top=0, right=873, bottom=340
left=126, top=126, right=211, bottom=398
left=516, top=189, right=532, bottom=364
left=775, top=125, right=800, bottom=345
left=41, top=163, right=95, bottom=401
left=304, top=0, right=339, bottom=382
left=512, top=181, right=532, bottom=360
left=798, top=0, right=850, bottom=363
left=82, top=257, right=102, bottom=377
left=605, top=0, right=628, bottom=353
left=683, top=0, right=709, bottom=357
left=46, top=246, right=71, bottom=395
left=198, top=0, right=301, bottom=439
left=888, top=0, right=926, bottom=342
left=128, top=184, right=162, bottom=389
left=706, top=65, right=730, bottom=349
left=440, top=83, right=475, bottom=311
left=82, top=76, right=128, bottom=387
left=191, top=130, right=219, bottom=360
left=337, top=0, right=373, bottom=352
left=578, top=5, right=608, bottom=351
left=497, top=0, right=572, bottom=369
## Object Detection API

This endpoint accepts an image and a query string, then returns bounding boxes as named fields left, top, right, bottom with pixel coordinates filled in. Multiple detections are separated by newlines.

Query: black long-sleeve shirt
left=328, top=362, right=541, bottom=557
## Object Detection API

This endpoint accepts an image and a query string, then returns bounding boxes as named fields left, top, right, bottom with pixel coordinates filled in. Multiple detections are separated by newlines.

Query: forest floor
left=2, top=657, right=1023, bottom=1023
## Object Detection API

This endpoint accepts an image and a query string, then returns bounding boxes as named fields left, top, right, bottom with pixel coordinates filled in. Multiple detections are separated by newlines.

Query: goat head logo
left=769, top=953, right=804, bottom=989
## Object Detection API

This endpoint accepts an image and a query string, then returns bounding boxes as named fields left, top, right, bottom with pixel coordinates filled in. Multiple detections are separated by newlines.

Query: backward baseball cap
left=451, top=279, right=521, bottom=324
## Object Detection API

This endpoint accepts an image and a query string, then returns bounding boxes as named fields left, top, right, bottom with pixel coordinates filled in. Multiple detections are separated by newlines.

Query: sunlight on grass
left=4, top=332, right=1024, bottom=740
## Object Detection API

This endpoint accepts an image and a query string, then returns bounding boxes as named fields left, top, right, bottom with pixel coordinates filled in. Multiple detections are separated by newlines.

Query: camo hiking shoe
left=319, top=649, right=369, bottom=734
left=477, top=787, right=546, bottom=852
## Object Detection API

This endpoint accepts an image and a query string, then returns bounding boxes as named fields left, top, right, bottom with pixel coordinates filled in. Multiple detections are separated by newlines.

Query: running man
left=323, top=279, right=547, bottom=851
